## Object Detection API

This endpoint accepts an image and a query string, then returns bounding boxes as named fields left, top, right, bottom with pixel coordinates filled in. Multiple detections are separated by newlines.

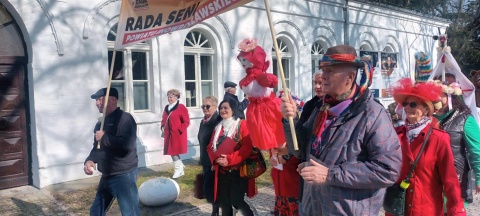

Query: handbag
left=239, top=147, right=267, bottom=179
left=193, top=173, right=205, bottom=199
left=383, top=126, right=433, bottom=216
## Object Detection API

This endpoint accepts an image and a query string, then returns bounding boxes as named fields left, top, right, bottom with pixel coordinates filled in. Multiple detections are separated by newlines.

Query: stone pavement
left=1, top=167, right=480, bottom=215
left=166, top=187, right=276, bottom=216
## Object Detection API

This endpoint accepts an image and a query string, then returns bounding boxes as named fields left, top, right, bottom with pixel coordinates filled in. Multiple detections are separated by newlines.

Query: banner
left=115, top=0, right=253, bottom=49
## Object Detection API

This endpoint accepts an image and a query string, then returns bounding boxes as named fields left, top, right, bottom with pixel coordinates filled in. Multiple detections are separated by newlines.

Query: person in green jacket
left=433, top=81, right=480, bottom=207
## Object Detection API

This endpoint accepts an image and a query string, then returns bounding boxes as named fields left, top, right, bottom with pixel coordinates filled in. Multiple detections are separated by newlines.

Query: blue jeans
left=90, top=169, right=140, bottom=216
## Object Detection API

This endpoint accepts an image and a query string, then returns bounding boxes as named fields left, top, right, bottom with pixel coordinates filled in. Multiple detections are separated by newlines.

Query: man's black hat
left=224, top=81, right=237, bottom=88
left=90, top=87, right=119, bottom=99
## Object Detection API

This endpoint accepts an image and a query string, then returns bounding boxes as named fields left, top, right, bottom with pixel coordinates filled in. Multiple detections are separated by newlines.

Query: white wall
left=2, top=0, right=449, bottom=188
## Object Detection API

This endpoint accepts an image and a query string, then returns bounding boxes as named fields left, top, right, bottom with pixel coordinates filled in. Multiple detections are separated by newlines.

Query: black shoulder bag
left=383, top=126, right=433, bottom=216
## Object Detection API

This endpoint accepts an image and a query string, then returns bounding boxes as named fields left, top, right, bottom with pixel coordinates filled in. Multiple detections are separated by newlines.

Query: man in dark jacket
left=84, top=87, right=140, bottom=216
left=222, top=81, right=249, bottom=119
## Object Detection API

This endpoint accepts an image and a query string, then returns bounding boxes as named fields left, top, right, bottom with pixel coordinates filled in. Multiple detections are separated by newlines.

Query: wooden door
left=0, top=57, right=28, bottom=189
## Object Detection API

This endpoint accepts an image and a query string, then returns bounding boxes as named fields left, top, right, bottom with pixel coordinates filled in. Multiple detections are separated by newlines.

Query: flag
left=115, top=0, right=253, bottom=49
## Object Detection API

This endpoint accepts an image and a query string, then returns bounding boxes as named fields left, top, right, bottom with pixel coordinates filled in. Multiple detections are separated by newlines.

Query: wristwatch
left=282, top=154, right=291, bottom=161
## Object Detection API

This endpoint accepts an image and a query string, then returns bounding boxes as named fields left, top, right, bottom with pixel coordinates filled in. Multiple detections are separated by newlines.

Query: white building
left=0, top=0, right=448, bottom=189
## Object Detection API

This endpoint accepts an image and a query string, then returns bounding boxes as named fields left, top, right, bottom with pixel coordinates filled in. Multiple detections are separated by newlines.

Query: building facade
left=0, top=0, right=448, bottom=189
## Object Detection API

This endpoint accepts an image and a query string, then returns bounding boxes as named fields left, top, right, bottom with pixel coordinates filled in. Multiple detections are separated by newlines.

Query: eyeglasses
left=201, top=105, right=212, bottom=110
left=402, top=101, right=418, bottom=108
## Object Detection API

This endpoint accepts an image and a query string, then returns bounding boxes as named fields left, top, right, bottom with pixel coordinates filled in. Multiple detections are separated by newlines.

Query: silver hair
left=313, top=71, right=323, bottom=80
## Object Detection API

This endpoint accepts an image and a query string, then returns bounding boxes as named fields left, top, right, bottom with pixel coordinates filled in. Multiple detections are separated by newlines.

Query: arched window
left=184, top=30, right=214, bottom=108
left=107, top=23, right=151, bottom=111
left=311, top=41, right=324, bottom=96
left=359, top=43, right=378, bottom=68
left=272, top=38, right=291, bottom=91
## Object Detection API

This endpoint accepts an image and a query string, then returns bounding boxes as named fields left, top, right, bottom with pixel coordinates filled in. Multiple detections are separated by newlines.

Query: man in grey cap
left=84, top=87, right=140, bottom=216
left=222, top=81, right=249, bottom=119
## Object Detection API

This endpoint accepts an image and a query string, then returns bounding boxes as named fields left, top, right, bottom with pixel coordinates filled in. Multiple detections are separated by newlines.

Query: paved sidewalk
left=166, top=187, right=276, bottom=216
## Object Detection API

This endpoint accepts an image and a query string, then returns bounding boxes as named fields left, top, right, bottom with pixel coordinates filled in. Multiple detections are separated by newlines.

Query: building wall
left=0, top=0, right=448, bottom=188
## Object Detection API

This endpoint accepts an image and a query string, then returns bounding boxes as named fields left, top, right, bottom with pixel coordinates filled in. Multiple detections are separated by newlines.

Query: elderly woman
left=198, top=96, right=221, bottom=216
left=433, top=82, right=480, bottom=207
left=300, top=71, right=324, bottom=123
left=161, top=89, right=190, bottom=179
left=207, top=99, right=256, bottom=216
left=388, top=78, right=465, bottom=216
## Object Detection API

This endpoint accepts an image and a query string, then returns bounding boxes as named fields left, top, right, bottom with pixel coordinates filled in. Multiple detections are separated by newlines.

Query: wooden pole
left=263, top=0, right=298, bottom=150
left=97, top=50, right=117, bottom=149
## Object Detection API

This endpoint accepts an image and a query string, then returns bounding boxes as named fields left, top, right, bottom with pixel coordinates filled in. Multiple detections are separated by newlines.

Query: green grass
left=52, top=160, right=273, bottom=216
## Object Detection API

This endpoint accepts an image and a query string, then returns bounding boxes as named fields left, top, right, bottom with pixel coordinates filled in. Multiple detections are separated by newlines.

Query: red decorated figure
left=236, top=38, right=285, bottom=150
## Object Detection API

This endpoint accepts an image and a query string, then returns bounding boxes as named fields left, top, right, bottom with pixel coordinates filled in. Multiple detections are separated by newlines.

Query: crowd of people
left=82, top=43, right=480, bottom=216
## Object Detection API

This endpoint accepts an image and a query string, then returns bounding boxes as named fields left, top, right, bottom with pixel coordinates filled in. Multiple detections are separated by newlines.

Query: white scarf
left=211, top=118, right=240, bottom=152
left=168, top=100, right=178, bottom=111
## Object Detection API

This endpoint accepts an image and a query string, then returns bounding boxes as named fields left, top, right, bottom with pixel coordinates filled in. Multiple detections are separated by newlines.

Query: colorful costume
left=236, top=38, right=285, bottom=150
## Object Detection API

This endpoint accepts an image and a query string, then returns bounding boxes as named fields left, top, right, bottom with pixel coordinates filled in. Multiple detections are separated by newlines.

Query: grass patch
left=52, top=160, right=273, bottom=216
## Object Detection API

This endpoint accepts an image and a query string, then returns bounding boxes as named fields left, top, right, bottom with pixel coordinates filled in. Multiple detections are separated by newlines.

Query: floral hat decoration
left=430, top=80, right=462, bottom=110
left=236, top=38, right=270, bottom=71
left=389, top=78, right=443, bottom=116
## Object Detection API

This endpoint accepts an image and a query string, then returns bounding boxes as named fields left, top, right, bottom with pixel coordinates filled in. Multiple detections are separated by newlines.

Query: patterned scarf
left=405, top=116, right=430, bottom=142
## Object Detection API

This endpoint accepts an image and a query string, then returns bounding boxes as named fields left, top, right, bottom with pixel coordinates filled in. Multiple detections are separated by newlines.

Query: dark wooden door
left=0, top=57, right=28, bottom=189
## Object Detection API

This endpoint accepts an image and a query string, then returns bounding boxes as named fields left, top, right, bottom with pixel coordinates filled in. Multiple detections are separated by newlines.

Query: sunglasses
left=402, top=101, right=418, bottom=108
left=201, top=105, right=212, bottom=110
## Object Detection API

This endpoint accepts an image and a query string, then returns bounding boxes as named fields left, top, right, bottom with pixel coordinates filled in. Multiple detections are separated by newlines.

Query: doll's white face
left=239, top=57, right=254, bottom=69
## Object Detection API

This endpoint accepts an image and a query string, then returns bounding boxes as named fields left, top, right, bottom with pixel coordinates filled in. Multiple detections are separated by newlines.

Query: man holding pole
left=280, top=45, right=402, bottom=215
left=84, top=87, right=140, bottom=216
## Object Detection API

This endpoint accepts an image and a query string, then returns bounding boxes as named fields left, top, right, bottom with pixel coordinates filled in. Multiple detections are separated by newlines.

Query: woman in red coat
left=387, top=79, right=466, bottom=216
left=161, top=89, right=190, bottom=179
left=207, top=99, right=256, bottom=216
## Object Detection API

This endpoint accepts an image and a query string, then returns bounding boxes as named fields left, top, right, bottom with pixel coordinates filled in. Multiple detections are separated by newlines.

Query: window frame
left=183, top=30, right=215, bottom=109
left=272, top=38, right=292, bottom=91
left=106, top=30, right=152, bottom=113
left=311, top=40, right=325, bottom=97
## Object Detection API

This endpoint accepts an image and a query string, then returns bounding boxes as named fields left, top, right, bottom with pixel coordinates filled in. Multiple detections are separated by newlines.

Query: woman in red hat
left=387, top=78, right=466, bottom=216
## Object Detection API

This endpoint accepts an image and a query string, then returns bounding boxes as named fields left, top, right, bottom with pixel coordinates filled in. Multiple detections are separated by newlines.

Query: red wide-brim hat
left=389, top=78, right=442, bottom=115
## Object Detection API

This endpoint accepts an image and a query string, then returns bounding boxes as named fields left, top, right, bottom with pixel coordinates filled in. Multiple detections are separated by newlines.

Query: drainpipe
left=343, top=0, right=349, bottom=45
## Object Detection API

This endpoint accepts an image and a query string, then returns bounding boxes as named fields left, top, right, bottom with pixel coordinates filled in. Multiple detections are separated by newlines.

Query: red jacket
left=388, top=125, right=466, bottom=216
left=161, top=103, right=190, bottom=155
left=207, top=120, right=256, bottom=201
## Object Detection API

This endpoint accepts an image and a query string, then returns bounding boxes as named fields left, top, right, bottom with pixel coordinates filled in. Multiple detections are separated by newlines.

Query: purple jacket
left=285, top=89, right=402, bottom=216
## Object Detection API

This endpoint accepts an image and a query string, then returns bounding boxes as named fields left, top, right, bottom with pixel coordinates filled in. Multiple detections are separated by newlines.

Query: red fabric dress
left=245, top=93, right=286, bottom=150
left=206, top=120, right=257, bottom=202
left=386, top=125, right=466, bottom=216
left=161, top=103, right=190, bottom=155
left=271, top=155, right=300, bottom=216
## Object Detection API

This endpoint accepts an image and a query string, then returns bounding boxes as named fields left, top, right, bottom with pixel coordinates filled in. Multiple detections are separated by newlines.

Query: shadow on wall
left=180, top=140, right=198, bottom=161
left=136, top=137, right=148, bottom=167
left=136, top=137, right=199, bottom=167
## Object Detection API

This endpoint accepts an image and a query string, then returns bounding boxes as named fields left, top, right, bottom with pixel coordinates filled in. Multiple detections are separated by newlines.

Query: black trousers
left=217, top=170, right=253, bottom=216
